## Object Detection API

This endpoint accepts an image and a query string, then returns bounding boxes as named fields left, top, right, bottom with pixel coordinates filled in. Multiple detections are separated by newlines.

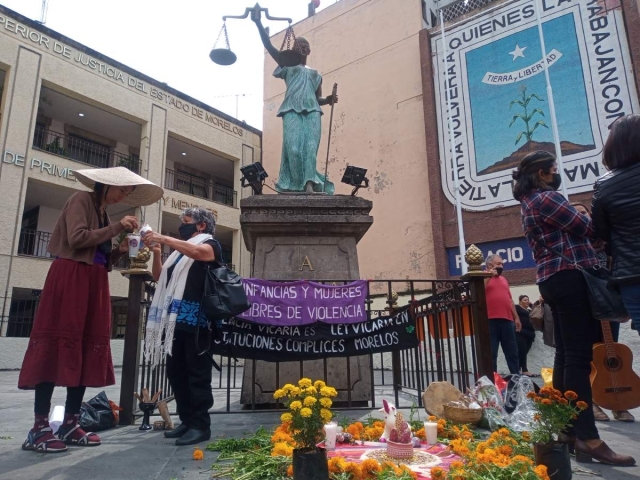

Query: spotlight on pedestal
left=240, top=162, right=268, bottom=195
left=341, top=166, right=369, bottom=196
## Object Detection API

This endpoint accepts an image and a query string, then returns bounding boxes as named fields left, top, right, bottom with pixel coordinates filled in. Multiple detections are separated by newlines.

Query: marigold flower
left=273, top=389, right=286, bottom=400
left=534, top=414, right=541, bottom=421
left=289, top=401, right=302, bottom=411
left=192, top=448, right=204, bottom=460
left=314, top=380, right=326, bottom=389
left=289, top=387, right=301, bottom=397
left=527, top=392, right=537, bottom=399
left=319, top=397, right=332, bottom=408
left=328, top=457, right=347, bottom=473
left=305, top=386, right=317, bottom=395
left=450, top=460, right=464, bottom=469
left=287, top=464, right=293, bottom=477
left=361, top=458, right=382, bottom=477
left=344, top=461, right=362, bottom=478
left=534, top=464, right=550, bottom=480
left=282, top=383, right=295, bottom=393
left=320, top=408, right=333, bottom=422
left=300, top=407, right=313, bottom=418
left=428, top=415, right=437, bottom=422
left=522, top=431, right=531, bottom=441
left=512, top=455, right=534, bottom=465
left=564, top=390, right=578, bottom=401
left=303, top=396, right=317, bottom=407
left=280, top=413, right=293, bottom=423
left=298, top=378, right=312, bottom=388
left=541, top=398, right=553, bottom=405
left=271, top=441, right=294, bottom=457
left=430, top=466, right=445, bottom=479
left=576, top=401, right=588, bottom=410
left=399, top=465, right=417, bottom=479
left=271, top=430, right=294, bottom=443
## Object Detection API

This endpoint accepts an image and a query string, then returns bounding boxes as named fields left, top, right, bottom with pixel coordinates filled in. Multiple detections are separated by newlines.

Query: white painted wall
left=36, top=206, right=60, bottom=233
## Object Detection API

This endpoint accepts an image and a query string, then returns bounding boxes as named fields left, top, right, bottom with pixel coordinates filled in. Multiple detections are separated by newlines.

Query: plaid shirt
left=521, top=190, right=598, bottom=283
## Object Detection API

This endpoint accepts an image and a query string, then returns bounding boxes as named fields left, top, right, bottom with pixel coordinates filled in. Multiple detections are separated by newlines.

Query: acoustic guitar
left=590, top=321, right=640, bottom=411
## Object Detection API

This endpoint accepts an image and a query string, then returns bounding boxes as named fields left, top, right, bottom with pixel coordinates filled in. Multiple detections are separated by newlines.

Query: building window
left=2, top=292, right=40, bottom=338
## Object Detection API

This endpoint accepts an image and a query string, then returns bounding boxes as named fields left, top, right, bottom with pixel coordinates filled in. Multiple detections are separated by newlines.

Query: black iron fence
left=120, top=277, right=490, bottom=423
left=32, top=126, right=142, bottom=174
left=164, top=168, right=236, bottom=207
left=18, top=230, right=53, bottom=258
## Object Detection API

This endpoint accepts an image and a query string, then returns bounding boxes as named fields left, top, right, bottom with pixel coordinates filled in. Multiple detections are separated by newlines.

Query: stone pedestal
left=239, top=194, right=374, bottom=405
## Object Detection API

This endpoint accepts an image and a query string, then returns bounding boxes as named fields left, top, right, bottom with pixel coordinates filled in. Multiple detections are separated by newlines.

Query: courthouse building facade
left=0, top=6, right=261, bottom=368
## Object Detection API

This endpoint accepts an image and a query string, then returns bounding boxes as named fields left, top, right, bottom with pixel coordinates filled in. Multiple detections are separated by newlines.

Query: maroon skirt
left=18, top=258, right=115, bottom=389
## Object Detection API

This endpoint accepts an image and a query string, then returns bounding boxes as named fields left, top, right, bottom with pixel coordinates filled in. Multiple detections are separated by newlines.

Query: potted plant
left=386, top=411, right=414, bottom=459
left=273, top=378, right=337, bottom=480
left=528, top=387, right=588, bottom=480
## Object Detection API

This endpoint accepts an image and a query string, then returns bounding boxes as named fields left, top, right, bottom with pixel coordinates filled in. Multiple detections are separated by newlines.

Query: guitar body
left=591, top=341, right=640, bottom=411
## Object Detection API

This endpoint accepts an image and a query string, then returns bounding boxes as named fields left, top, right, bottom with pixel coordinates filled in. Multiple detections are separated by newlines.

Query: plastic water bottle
left=49, top=405, right=65, bottom=434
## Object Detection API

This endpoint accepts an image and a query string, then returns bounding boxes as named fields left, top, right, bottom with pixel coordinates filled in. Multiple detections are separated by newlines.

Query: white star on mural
left=509, top=44, right=527, bottom=61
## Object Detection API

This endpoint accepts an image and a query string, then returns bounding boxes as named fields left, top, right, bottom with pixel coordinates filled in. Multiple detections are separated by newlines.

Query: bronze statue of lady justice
left=250, top=7, right=338, bottom=194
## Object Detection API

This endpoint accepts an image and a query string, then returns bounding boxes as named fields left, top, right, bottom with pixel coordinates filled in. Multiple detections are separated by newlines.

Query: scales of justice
left=210, top=3, right=341, bottom=195
left=210, top=4, right=374, bottom=406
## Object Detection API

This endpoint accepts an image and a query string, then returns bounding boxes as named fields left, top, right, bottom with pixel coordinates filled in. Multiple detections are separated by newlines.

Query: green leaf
left=530, top=93, right=545, bottom=102
left=530, top=108, right=546, bottom=117
left=530, top=120, right=549, bottom=135
left=515, top=131, right=526, bottom=145
left=509, top=114, right=526, bottom=127
left=509, top=99, right=525, bottom=109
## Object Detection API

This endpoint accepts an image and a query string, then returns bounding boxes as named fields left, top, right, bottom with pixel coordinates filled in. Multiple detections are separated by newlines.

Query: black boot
left=175, top=428, right=211, bottom=446
left=164, top=423, right=189, bottom=439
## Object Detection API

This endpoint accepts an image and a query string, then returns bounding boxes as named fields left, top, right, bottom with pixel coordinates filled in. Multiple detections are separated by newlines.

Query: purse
left=201, top=256, right=251, bottom=321
left=537, top=240, right=628, bottom=322
left=529, top=304, right=544, bottom=331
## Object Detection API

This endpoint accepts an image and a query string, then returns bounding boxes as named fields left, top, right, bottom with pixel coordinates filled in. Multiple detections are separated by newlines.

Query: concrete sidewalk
left=0, top=369, right=639, bottom=479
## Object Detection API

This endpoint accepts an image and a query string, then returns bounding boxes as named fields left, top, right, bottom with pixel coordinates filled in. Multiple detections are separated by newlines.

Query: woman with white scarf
left=143, top=207, right=221, bottom=446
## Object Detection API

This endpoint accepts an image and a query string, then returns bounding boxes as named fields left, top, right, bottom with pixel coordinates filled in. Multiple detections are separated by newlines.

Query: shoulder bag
left=536, top=239, right=628, bottom=322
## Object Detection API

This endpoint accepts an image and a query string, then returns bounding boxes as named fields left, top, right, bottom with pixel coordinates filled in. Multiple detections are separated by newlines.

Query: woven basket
left=443, top=404, right=483, bottom=425
left=386, top=440, right=414, bottom=459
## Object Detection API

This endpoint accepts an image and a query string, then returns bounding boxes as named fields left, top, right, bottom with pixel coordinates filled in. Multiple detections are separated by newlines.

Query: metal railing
left=438, top=0, right=498, bottom=24
left=32, top=126, right=142, bottom=174
left=119, top=277, right=490, bottom=423
left=18, top=230, right=53, bottom=258
left=164, top=168, right=237, bottom=207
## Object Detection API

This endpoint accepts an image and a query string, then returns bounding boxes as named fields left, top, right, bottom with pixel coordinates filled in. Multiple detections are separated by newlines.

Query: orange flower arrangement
left=529, top=387, right=588, bottom=445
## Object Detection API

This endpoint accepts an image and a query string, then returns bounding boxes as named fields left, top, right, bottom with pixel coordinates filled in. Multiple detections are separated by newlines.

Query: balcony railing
left=18, top=229, right=129, bottom=269
left=164, top=168, right=236, bottom=207
left=32, top=126, right=142, bottom=174
left=18, top=230, right=54, bottom=258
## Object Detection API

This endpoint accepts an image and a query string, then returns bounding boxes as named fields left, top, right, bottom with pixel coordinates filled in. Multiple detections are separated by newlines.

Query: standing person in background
left=18, top=167, right=162, bottom=454
left=515, top=295, right=537, bottom=377
left=484, top=254, right=522, bottom=375
left=572, top=202, right=634, bottom=423
left=592, top=114, right=640, bottom=337
left=513, top=150, right=634, bottom=466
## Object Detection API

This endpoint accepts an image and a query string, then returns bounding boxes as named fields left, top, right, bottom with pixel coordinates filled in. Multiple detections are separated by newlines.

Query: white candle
left=324, top=422, right=337, bottom=450
left=424, top=421, right=438, bottom=445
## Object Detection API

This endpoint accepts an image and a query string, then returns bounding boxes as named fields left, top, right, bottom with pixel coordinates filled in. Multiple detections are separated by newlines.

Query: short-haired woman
left=515, top=295, right=536, bottom=376
left=513, top=151, right=634, bottom=466
left=19, top=166, right=162, bottom=454
left=592, top=114, right=640, bottom=336
left=142, top=207, right=222, bottom=446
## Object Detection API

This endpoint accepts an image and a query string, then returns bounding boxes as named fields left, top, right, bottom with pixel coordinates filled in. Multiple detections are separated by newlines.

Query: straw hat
left=74, top=167, right=164, bottom=206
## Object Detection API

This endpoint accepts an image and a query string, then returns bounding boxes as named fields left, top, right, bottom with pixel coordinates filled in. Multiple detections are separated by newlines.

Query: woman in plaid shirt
left=513, top=151, right=634, bottom=467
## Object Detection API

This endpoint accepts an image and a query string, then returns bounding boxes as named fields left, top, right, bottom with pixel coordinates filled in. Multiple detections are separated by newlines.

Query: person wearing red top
left=484, top=254, right=521, bottom=375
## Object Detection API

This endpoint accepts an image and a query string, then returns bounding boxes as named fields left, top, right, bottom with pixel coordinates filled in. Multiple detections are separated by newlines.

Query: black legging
left=34, top=382, right=86, bottom=416
left=515, top=333, right=533, bottom=372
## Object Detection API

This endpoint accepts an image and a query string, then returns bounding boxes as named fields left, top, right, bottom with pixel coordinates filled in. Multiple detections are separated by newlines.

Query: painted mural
left=432, top=0, right=639, bottom=211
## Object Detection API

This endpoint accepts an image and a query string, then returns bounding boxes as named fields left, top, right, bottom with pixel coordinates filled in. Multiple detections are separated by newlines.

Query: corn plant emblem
left=509, top=85, right=548, bottom=146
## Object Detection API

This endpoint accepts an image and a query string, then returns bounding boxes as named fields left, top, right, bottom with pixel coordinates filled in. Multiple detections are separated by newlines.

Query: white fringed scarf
left=144, top=233, right=212, bottom=367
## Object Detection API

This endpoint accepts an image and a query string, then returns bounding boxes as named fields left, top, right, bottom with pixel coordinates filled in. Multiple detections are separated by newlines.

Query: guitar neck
left=601, top=321, right=617, bottom=359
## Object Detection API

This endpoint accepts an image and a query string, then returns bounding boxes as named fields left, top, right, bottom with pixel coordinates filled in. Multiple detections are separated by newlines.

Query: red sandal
left=22, top=427, right=68, bottom=453
left=57, top=423, right=102, bottom=446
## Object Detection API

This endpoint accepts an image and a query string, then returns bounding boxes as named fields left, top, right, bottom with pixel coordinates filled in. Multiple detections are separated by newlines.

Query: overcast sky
left=2, top=0, right=337, bottom=129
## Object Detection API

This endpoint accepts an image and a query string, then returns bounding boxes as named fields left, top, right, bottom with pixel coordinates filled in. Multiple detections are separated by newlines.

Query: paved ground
left=0, top=369, right=639, bottom=479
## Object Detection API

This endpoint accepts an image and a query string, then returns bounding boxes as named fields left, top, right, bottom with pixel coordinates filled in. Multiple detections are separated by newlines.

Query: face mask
left=178, top=223, right=199, bottom=240
left=496, top=267, right=504, bottom=276
left=548, top=173, right=562, bottom=191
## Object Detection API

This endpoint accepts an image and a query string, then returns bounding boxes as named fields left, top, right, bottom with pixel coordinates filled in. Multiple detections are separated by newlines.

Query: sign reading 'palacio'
left=432, top=0, right=639, bottom=211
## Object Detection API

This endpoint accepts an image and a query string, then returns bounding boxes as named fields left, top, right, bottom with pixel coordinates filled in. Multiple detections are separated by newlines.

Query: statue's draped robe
left=274, top=65, right=335, bottom=194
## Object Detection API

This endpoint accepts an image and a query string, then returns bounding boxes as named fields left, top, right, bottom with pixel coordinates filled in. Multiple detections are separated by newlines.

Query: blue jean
left=619, top=284, right=640, bottom=334
left=488, top=319, right=520, bottom=374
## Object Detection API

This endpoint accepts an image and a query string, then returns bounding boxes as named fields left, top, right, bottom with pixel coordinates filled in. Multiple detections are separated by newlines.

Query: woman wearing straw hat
left=18, top=167, right=163, bottom=454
